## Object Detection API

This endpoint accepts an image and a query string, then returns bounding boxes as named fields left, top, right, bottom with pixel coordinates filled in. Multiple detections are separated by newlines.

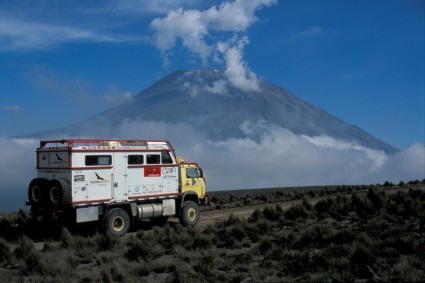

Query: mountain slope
left=35, top=69, right=398, bottom=154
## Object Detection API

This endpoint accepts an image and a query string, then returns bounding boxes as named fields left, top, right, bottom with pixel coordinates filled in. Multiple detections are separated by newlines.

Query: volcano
left=34, top=69, right=398, bottom=155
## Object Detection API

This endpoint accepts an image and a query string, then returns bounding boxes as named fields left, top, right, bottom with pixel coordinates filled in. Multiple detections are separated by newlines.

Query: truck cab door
left=181, top=164, right=205, bottom=198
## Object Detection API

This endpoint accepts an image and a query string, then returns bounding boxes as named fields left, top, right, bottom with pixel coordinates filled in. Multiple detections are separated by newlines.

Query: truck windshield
left=186, top=168, right=200, bottom=178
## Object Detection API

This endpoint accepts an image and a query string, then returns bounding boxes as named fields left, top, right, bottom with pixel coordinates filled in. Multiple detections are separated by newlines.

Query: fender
left=180, top=191, right=200, bottom=205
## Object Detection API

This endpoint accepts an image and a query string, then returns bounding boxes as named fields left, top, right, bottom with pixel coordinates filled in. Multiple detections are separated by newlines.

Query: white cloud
left=105, top=87, right=135, bottom=105
left=151, top=8, right=211, bottom=64
left=0, top=16, right=130, bottom=51
left=378, top=143, right=425, bottom=181
left=0, top=137, right=37, bottom=189
left=297, top=26, right=324, bottom=37
left=102, top=0, right=199, bottom=15
left=205, top=79, right=229, bottom=95
left=179, top=71, right=229, bottom=96
left=204, top=0, right=275, bottom=32
left=217, top=36, right=260, bottom=92
left=302, top=134, right=388, bottom=170
left=0, top=121, right=423, bottom=211
left=3, top=105, right=22, bottom=113
left=150, top=0, right=275, bottom=91
left=200, top=126, right=424, bottom=188
left=62, top=119, right=425, bottom=188
left=292, top=26, right=340, bottom=39
left=181, top=81, right=202, bottom=97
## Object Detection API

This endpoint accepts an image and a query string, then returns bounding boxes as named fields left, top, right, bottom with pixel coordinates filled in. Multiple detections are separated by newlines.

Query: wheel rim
left=50, top=186, right=60, bottom=203
left=187, top=207, right=197, bottom=222
left=112, top=216, right=125, bottom=232
left=32, top=186, right=41, bottom=202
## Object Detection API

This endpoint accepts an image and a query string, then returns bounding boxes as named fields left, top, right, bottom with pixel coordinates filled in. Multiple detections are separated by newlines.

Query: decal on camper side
left=144, top=167, right=161, bottom=177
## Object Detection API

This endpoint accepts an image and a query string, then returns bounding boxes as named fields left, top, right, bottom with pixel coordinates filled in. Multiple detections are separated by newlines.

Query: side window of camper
left=146, top=154, right=160, bottom=164
left=161, top=151, right=173, bottom=164
left=128, top=155, right=144, bottom=165
left=85, top=155, right=112, bottom=166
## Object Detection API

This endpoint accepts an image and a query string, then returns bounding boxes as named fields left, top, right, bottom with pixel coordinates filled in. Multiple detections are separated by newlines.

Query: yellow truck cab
left=178, top=157, right=206, bottom=199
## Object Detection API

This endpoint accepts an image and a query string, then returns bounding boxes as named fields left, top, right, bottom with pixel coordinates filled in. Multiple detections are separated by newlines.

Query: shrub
left=125, top=236, right=164, bottom=261
left=229, top=193, right=239, bottom=202
left=351, top=193, right=374, bottom=217
left=284, top=204, right=310, bottom=221
left=391, top=255, right=425, bottom=282
left=408, top=179, right=420, bottom=185
left=302, top=198, right=313, bottom=210
left=15, top=236, right=48, bottom=275
left=314, top=198, right=333, bottom=216
left=257, top=236, right=273, bottom=255
left=193, top=232, right=213, bottom=249
left=350, top=241, right=373, bottom=270
left=248, top=209, right=262, bottom=223
left=216, top=213, right=241, bottom=229
left=367, top=188, right=387, bottom=210
left=383, top=181, right=393, bottom=187
left=0, top=214, right=19, bottom=241
left=262, top=205, right=283, bottom=222
left=0, top=238, right=12, bottom=266
left=192, top=255, right=215, bottom=279
left=294, top=225, right=328, bottom=249
left=60, top=228, right=77, bottom=249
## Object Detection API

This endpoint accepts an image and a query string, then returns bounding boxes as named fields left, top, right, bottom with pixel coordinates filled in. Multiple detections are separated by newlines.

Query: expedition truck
left=27, top=139, right=208, bottom=237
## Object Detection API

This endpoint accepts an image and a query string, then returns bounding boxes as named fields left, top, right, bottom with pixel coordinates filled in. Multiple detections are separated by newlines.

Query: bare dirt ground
left=195, top=199, right=304, bottom=230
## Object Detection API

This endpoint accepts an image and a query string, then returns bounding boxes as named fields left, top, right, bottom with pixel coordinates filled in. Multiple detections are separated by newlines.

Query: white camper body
left=28, top=139, right=207, bottom=236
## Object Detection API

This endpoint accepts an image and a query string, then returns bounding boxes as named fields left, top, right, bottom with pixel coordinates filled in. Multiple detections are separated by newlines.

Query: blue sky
left=0, top=0, right=424, bottom=149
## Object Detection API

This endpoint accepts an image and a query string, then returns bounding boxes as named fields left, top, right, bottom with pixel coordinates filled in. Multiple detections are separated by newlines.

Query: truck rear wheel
left=103, top=208, right=130, bottom=237
left=49, top=179, right=71, bottom=207
left=28, top=178, right=48, bottom=205
left=179, top=201, right=200, bottom=227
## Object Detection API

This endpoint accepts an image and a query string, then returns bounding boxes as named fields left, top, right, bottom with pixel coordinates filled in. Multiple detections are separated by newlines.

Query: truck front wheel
left=179, top=201, right=200, bottom=227
left=103, top=208, right=130, bottom=237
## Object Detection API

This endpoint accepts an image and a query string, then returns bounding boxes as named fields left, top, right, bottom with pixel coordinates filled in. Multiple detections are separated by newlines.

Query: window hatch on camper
left=147, top=154, right=160, bottom=164
left=85, top=155, right=112, bottom=166
left=128, top=155, right=144, bottom=165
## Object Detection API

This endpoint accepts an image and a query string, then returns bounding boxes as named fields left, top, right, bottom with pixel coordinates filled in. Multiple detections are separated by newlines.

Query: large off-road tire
left=179, top=201, right=200, bottom=227
left=28, top=178, right=49, bottom=205
left=49, top=179, right=71, bottom=207
left=103, top=208, right=130, bottom=237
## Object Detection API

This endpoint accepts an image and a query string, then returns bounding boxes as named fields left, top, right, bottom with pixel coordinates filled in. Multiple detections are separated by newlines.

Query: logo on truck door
left=144, top=167, right=161, bottom=177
